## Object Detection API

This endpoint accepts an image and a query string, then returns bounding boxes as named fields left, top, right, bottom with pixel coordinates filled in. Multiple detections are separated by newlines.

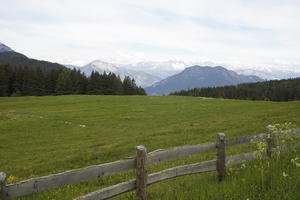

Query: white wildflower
left=291, top=157, right=300, bottom=167
left=283, top=172, right=288, bottom=177
left=267, top=124, right=275, bottom=130
left=79, top=124, right=86, bottom=128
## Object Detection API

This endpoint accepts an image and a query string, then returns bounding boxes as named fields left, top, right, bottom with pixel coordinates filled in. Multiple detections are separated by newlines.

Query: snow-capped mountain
left=71, top=60, right=119, bottom=75
left=123, top=60, right=189, bottom=78
left=65, top=60, right=162, bottom=87
left=236, top=69, right=300, bottom=80
left=0, top=42, right=13, bottom=53
left=123, top=60, right=222, bottom=78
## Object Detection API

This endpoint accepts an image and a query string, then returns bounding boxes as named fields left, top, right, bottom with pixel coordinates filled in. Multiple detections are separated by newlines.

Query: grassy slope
left=0, top=95, right=299, bottom=199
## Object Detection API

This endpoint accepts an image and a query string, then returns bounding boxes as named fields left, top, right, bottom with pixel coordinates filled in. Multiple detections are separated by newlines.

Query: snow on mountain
left=123, top=60, right=222, bottom=78
left=65, top=60, right=162, bottom=87
left=124, top=59, right=300, bottom=81
left=87, top=60, right=118, bottom=72
left=123, top=60, right=189, bottom=78
left=0, top=42, right=13, bottom=53
left=236, top=69, right=300, bottom=80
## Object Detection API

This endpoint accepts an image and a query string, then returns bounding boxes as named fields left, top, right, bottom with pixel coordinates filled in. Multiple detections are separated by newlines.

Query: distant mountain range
left=145, top=66, right=264, bottom=95
left=0, top=43, right=162, bottom=87
left=128, top=61, right=300, bottom=81
left=236, top=68, right=300, bottom=80
left=65, top=60, right=162, bottom=87
left=122, top=60, right=188, bottom=78
left=1, top=42, right=300, bottom=94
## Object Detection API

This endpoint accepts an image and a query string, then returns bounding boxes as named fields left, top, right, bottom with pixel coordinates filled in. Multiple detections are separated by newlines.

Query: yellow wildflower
left=7, top=175, right=17, bottom=184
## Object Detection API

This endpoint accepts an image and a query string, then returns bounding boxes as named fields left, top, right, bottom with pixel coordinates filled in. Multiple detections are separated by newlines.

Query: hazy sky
left=1, top=0, right=300, bottom=70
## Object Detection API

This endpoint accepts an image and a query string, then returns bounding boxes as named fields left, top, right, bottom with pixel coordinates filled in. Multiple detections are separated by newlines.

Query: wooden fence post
left=136, top=146, right=147, bottom=200
left=266, top=129, right=276, bottom=158
left=0, top=172, right=8, bottom=200
left=216, top=133, right=226, bottom=181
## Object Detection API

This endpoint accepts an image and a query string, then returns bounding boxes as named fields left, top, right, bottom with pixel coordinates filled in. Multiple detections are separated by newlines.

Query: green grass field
left=0, top=95, right=299, bottom=199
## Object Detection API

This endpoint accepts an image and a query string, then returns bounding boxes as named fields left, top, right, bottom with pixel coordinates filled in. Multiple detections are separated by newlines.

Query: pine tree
left=55, top=69, right=73, bottom=94
left=0, top=64, right=11, bottom=96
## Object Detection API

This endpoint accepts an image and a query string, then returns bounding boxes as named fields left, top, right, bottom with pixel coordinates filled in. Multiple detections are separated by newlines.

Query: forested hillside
left=170, top=78, right=300, bottom=101
left=0, top=64, right=146, bottom=96
left=0, top=51, right=65, bottom=70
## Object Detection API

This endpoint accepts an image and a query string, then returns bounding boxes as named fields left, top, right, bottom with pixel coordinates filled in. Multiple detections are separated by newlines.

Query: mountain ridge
left=65, top=60, right=162, bottom=87
left=236, top=68, right=300, bottom=80
left=145, top=65, right=264, bottom=95
left=0, top=42, right=13, bottom=53
left=0, top=51, right=66, bottom=70
left=1, top=42, right=299, bottom=90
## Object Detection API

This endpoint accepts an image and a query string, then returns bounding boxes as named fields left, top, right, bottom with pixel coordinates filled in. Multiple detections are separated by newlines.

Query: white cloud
left=0, top=0, right=300, bottom=70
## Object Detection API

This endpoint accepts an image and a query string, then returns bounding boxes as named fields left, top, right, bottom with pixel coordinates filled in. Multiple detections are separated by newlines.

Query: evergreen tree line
left=0, top=64, right=146, bottom=96
left=170, top=78, right=300, bottom=101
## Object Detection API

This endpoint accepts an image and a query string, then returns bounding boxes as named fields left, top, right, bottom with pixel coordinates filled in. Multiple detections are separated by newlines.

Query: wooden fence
left=0, top=129, right=299, bottom=200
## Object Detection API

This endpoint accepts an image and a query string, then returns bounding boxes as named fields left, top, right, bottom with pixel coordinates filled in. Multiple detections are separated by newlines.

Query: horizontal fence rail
left=5, top=158, right=136, bottom=199
left=1, top=129, right=299, bottom=200
left=226, top=133, right=266, bottom=146
left=147, top=142, right=216, bottom=165
left=75, top=151, right=261, bottom=200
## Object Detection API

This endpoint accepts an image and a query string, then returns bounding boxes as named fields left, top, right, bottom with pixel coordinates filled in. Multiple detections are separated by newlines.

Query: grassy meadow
left=0, top=95, right=300, bottom=199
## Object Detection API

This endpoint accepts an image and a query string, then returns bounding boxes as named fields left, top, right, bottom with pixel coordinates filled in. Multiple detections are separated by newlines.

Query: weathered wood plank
left=148, top=151, right=262, bottom=185
left=226, top=133, right=266, bottom=146
left=6, top=158, right=135, bottom=198
left=74, top=180, right=136, bottom=200
left=0, top=172, right=8, bottom=200
left=279, top=129, right=300, bottom=138
left=74, top=151, right=266, bottom=200
left=146, top=129, right=300, bottom=167
left=266, top=136, right=276, bottom=158
left=136, top=146, right=147, bottom=200
left=226, top=129, right=300, bottom=147
left=147, top=142, right=215, bottom=166
left=148, top=159, right=216, bottom=185
left=266, top=126, right=276, bottom=158
left=216, top=133, right=226, bottom=181
left=294, top=129, right=300, bottom=136
left=75, top=160, right=217, bottom=200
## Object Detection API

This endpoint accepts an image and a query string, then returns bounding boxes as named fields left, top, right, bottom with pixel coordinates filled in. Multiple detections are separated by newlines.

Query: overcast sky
left=1, top=0, right=300, bottom=71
